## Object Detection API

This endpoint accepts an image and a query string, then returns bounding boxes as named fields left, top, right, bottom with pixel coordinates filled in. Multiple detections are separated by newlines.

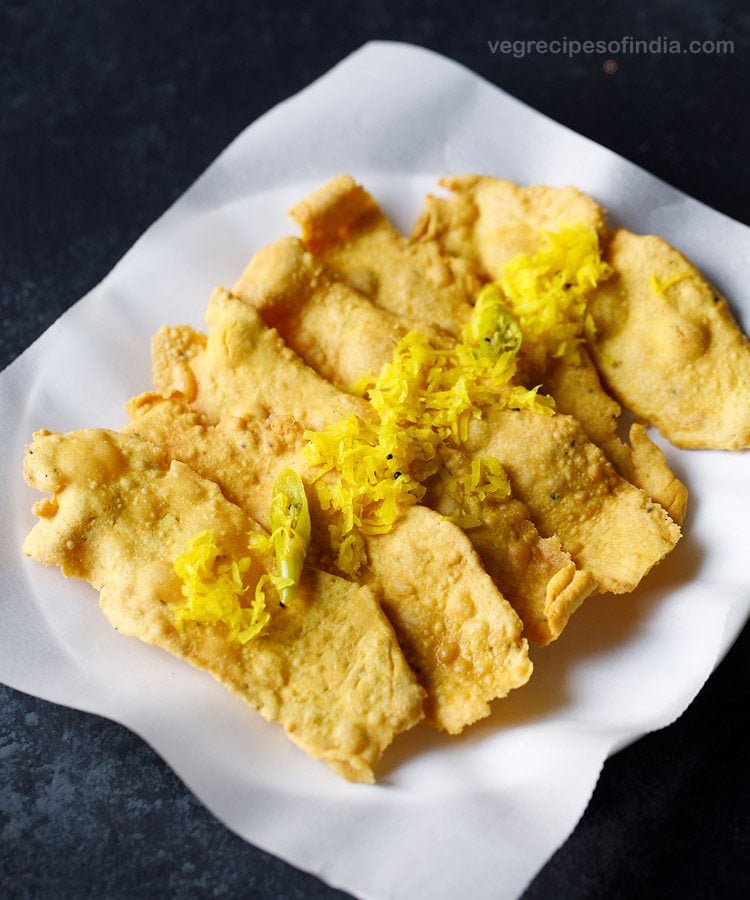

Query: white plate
left=1, top=42, right=748, bottom=900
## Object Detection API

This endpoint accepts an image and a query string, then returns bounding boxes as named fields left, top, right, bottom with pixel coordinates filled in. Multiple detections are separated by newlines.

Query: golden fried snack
left=126, top=394, right=532, bottom=733
left=420, top=452, right=592, bottom=646
left=462, top=408, right=680, bottom=593
left=543, top=352, right=688, bottom=524
left=290, top=174, right=481, bottom=335
left=412, top=174, right=608, bottom=280
left=234, top=237, right=680, bottom=595
left=363, top=505, right=531, bottom=733
left=419, top=180, right=746, bottom=449
left=588, top=229, right=750, bottom=450
left=153, top=284, right=596, bottom=644
left=23, top=428, right=425, bottom=782
left=407, top=175, right=688, bottom=521
left=235, top=241, right=596, bottom=639
left=232, top=236, right=428, bottom=391
left=152, top=310, right=366, bottom=431
left=204, top=276, right=594, bottom=645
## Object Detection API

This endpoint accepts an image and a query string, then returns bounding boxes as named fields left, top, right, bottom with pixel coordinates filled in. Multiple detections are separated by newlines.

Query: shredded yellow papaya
left=172, top=530, right=269, bottom=643
left=304, top=326, right=552, bottom=575
left=304, top=414, right=422, bottom=575
left=173, top=472, right=311, bottom=640
left=303, top=227, right=609, bottom=573
left=465, top=456, right=512, bottom=501
left=649, top=271, right=692, bottom=299
left=436, top=456, right=512, bottom=529
left=490, top=222, right=612, bottom=369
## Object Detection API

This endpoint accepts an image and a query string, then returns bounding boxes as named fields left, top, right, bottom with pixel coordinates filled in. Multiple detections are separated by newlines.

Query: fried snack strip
left=290, top=174, right=481, bottom=335
left=420, top=450, right=593, bottom=646
left=408, top=175, right=688, bottom=521
left=412, top=174, right=608, bottom=281
left=462, top=407, right=677, bottom=593
left=543, top=353, right=688, bottom=524
left=135, top=369, right=532, bottom=731
left=234, top=237, right=680, bottom=594
left=227, top=235, right=435, bottom=394
left=588, top=229, right=750, bottom=450
left=151, top=316, right=362, bottom=432
left=23, top=428, right=425, bottom=782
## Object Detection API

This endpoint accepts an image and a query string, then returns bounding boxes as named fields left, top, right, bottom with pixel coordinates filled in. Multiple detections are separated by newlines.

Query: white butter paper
left=1, top=42, right=748, bottom=900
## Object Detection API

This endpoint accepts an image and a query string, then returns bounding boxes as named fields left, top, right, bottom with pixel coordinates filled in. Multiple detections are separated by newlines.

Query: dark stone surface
left=1, top=1, right=747, bottom=897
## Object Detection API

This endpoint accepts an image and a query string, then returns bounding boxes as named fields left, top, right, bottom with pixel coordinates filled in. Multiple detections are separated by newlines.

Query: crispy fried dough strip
left=234, top=236, right=680, bottom=594
left=408, top=175, right=687, bottom=520
left=233, top=247, right=595, bottom=643
left=364, top=505, right=531, bottom=732
left=412, top=174, right=608, bottom=280
left=464, top=409, right=680, bottom=593
left=544, top=350, right=688, bottom=524
left=128, top=392, right=531, bottom=732
left=293, top=174, right=603, bottom=329
left=152, top=299, right=367, bottom=430
left=421, top=452, right=592, bottom=645
left=290, top=174, right=481, bottom=335
left=233, top=236, right=427, bottom=392
left=589, top=229, right=750, bottom=450
left=23, top=428, right=424, bottom=782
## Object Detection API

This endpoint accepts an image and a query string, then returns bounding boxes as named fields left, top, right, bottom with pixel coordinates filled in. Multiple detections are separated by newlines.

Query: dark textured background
left=1, top=2, right=748, bottom=897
